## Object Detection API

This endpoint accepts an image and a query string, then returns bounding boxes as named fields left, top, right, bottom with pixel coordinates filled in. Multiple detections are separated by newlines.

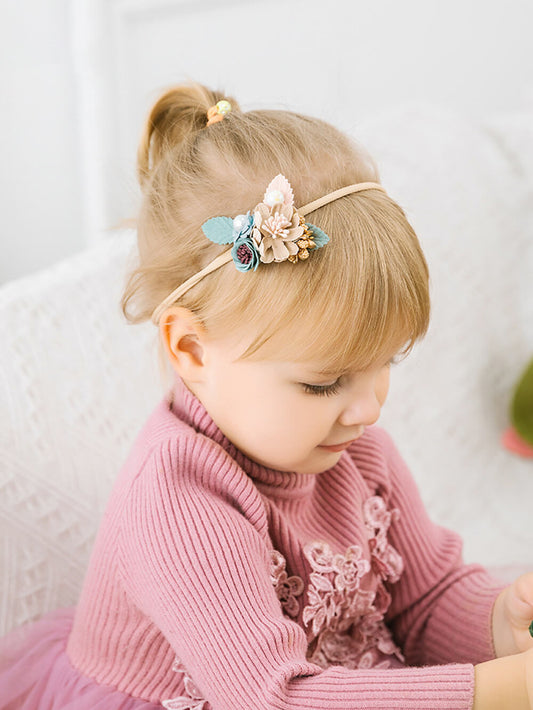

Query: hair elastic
left=206, top=100, right=232, bottom=126
left=151, top=178, right=385, bottom=324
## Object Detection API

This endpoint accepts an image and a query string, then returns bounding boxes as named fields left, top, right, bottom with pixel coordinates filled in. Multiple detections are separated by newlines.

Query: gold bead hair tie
left=206, top=100, right=232, bottom=126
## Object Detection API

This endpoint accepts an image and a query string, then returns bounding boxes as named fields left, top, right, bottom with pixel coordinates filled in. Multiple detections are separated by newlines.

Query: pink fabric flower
left=298, top=496, right=405, bottom=670
left=305, top=541, right=337, bottom=573
left=163, top=658, right=209, bottom=710
left=250, top=175, right=306, bottom=263
left=363, top=496, right=392, bottom=528
left=270, top=550, right=304, bottom=617
left=364, top=496, right=404, bottom=583
left=332, top=545, right=371, bottom=593
left=252, top=203, right=303, bottom=263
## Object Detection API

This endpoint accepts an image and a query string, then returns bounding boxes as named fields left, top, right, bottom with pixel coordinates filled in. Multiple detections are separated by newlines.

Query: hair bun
left=137, top=82, right=239, bottom=188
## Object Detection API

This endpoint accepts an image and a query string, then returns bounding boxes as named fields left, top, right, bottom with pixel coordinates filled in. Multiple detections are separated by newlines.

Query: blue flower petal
left=232, top=212, right=255, bottom=241
left=202, top=216, right=234, bottom=245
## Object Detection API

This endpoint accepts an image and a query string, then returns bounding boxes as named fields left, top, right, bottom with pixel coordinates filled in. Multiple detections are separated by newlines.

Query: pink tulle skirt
left=0, top=608, right=161, bottom=709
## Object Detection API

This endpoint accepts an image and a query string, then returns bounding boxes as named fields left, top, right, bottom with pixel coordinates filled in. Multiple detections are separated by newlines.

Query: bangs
left=231, top=191, right=430, bottom=371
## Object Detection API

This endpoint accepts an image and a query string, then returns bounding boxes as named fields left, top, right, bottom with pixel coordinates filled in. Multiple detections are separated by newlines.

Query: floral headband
left=202, top=174, right=329, bottom=272
left=151, top=174, right=385, bottom=324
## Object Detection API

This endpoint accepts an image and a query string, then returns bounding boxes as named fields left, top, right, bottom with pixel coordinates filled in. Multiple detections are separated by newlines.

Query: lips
left=318, top=439, right=357, bottom=453
left=318, top=429, right=364, bottom=452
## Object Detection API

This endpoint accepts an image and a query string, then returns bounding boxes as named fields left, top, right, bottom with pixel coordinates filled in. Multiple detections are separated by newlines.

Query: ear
left=159, top=306, right=207, bottom=382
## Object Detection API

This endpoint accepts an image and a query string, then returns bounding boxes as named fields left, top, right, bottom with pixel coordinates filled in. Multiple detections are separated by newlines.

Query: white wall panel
left=0, top=0, right=83, bottom=282
left=2, top=0, right=533, bottom=279
left=74, top=0, right=533, bottom=246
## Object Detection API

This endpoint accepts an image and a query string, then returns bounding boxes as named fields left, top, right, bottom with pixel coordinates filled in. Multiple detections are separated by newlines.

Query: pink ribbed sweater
left=67, top=378, right=504, bottom=709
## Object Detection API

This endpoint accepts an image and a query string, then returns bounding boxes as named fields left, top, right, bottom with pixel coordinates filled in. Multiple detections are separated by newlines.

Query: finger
left=508, top=574, right=533, bottom=617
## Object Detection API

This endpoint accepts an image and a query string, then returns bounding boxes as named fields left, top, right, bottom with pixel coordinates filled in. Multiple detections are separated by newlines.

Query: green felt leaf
left=511, top=357, right=533, bottom=446
left=306, top=223, right=330, bottom=248
left=202, top=217, right=234, bottom=244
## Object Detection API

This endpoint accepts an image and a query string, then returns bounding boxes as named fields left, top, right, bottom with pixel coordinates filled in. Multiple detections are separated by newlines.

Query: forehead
left=228, top=319, right=408, bottom=376
left=288, top=345, right=401, bottom=377
left=239, top=305, right=413, bottom=376
left=210, top=265, right=423, bottom=375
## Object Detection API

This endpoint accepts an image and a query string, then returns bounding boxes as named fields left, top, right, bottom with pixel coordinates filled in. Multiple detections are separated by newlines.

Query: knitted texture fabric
left=62, top=377, right=504, bottom=709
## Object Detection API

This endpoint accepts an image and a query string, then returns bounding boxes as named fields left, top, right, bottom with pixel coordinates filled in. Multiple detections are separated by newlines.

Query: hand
left=527, top=647, right=533, bottom=709
left=473, top=648, right=533, bottom=709
left=493, top=573, right=533, bottom=658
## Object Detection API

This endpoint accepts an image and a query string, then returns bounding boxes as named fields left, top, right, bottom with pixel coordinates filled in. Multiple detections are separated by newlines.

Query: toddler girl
left=1, top=82, right=533, bottom=710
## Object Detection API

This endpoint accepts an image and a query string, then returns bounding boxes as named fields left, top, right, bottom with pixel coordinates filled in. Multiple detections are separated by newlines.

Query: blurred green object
left=511, top=358, right=533, bottom=447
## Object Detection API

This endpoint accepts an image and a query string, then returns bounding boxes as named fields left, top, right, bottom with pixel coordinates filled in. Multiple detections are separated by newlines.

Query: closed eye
left=300, top=356, right=398, bottom=397
left=301, top=379, right=342, bottom=397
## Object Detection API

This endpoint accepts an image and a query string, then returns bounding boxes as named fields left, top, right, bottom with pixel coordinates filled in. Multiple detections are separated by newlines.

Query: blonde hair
left=122, top=81, right=430, bottom=372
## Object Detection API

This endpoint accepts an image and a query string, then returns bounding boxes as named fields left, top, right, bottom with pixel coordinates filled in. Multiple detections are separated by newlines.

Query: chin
left=294, top=456, right=343, bottom=476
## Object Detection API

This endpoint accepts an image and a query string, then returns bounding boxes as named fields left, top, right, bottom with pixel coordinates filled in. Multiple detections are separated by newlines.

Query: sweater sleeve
left=118, top=436, right=478, bottom=710
left=369, top=427, right=506, bottom=667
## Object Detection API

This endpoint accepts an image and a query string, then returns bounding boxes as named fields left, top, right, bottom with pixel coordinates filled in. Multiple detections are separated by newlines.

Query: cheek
left=259, top=389, right=313, bottom=434
left=246, top=388, right=327, bottom=452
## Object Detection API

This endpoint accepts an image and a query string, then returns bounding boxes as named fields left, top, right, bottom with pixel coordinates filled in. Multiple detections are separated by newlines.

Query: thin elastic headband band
left=151, top=181, right=385, bottom=324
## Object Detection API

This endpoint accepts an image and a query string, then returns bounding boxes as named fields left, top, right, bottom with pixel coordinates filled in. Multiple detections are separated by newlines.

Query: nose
left=337, top=378, right=384, bottom=428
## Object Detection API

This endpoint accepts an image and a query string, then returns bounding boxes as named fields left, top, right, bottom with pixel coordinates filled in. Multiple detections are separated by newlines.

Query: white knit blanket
left=0, top=105, right=532, bottom=635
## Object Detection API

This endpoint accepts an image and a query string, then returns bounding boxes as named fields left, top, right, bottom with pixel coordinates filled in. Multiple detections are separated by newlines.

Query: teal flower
left=232, top=212, right=254, bottom=240
left=231, top=236, right=260, bottom=272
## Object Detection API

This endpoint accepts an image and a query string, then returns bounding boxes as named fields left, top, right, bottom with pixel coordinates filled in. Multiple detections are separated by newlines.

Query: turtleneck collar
left=169, top=376, right=317, bottom=497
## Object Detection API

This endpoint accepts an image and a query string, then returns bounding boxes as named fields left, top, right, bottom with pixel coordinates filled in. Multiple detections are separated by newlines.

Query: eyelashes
left=301, top=379, right=343, bottom=397
left=301, top=357, right=399, bottom=397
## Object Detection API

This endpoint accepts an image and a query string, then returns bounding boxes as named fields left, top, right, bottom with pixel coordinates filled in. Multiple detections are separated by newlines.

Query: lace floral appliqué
left=270, top=549, right=305, bottom=616
left=272, top=495, right=405, bottom=671
left=364, top=496, right=403, bottom=583
left=162, top=658, right=209, bottom=710
left=163, top=495, right=404, bottom=705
